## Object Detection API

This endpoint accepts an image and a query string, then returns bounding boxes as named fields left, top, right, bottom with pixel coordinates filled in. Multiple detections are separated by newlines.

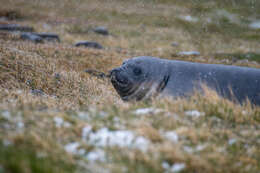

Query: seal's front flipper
left=156, top=75, right=170, bottom=93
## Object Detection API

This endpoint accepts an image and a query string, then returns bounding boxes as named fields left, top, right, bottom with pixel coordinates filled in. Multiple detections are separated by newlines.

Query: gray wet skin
left=110, top=56, right=260, bottom=105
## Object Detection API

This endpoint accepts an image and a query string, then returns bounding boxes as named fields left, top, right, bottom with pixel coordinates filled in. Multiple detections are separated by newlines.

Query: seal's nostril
left=109, top=68, right=121, bottom=77
left=111, top=68, right=120, bottom=73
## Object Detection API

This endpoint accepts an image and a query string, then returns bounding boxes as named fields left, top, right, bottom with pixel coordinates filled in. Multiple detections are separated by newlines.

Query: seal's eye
left=133, top=67, right=142, bottom=76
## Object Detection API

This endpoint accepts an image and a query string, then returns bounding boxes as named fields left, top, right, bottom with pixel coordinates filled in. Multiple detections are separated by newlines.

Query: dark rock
left=0, top=24, right=34, bottom=32
left=33, top=32, right=60, bottom=42
left=20, top=32, right=43, bottom=43
left=25, top=80, right=32, bottom=86
left=0, top=10, right=23, bottom=20
left=30, top=89, right=46, bottom=96
left=93, top=26, right=109, bottom=36
left=20, top=32, right=60, bottom=43
left=75, top=41, right=103, bottom=49
left=171, top=42, right=179, bottom=47
left=54, top=73, right=61, bottom=80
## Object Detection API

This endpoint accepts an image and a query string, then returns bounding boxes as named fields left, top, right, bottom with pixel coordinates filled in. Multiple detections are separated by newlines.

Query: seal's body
left=110, top=56, right=260, bottom=105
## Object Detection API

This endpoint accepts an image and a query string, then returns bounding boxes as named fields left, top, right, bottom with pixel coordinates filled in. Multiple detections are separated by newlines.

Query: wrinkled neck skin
left=112, top=58, right=171, bottom=101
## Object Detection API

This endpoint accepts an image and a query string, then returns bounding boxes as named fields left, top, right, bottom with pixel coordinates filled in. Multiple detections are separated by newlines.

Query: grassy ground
left=0, top=0, right=259, bottom=172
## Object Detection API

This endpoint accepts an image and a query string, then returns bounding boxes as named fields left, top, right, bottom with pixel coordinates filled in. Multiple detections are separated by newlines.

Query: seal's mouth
left=111, top=75, right=130, bottom=89
left=110, top=68, right=129, bottom=86
left=115, top=72, right=128, bottom=85
left=110, top=68, right=135, bottom=98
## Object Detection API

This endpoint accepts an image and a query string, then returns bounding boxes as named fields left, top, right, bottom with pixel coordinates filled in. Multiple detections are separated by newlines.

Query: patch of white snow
left=133, top=107, right=163, bottom=115
left=86, top=149, right=106, bottom=162
left=64, top=142, right=80, bottom=154
left=53, top=117, right=64, bottom=128
left=162, top=161, right=170, bottom=169
left=249, top=21, right=260, bottom=29
left=183, top=146, right=193, bottom=153
left=1, top=111, right=11, bottom=120
left=3, top=139, right=12, bottom=146
left=171, top=163, right=186, bottom=172
left=82, top=125, right=92, bottom=140
left=228, top=138, right=237, bottom=145
left=185, top=110, right=204, bottom=117
left=162, top=162, right=186, bottom=173
left=163, top=131, right=179, bottom=143
left=180, top=15, right=198, bottom=22
left=196, top=144, right=207, bottom=151
left=88, top=128, right=150, bottom=152
left=177, top=51, right=200, bottom=56
left=17, top=121, right=24, bottom=129
left=77, top=112, right=90, bottom=120
left=53, top=116, right=71, bottom=128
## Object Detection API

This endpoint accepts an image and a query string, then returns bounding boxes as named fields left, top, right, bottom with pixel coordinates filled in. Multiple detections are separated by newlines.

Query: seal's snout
left=111, top=69, right=128, bottom=84
left=109, top=68, right=120, bottom=77
left=116, top=73, right=128, bottom=84
left=110, top=68, right=129, bottom=87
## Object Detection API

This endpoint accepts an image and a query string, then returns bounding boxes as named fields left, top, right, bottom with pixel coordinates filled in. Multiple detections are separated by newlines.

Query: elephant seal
left=110, top=56, right=260, bottom=105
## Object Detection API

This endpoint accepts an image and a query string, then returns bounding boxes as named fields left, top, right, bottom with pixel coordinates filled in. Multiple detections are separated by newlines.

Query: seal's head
left=110, top=56, right=170, bottom=101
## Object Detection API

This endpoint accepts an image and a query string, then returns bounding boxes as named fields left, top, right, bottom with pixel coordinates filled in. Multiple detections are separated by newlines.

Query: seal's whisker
left=85, top=69, right=110, bottom=79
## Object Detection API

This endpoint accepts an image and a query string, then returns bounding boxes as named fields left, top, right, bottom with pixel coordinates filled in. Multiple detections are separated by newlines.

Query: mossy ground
left=0, top=0, right=259, bottom=173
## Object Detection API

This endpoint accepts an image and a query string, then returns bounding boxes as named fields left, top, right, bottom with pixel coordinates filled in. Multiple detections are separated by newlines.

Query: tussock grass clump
left=0, top=137, right=76, bottom=173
